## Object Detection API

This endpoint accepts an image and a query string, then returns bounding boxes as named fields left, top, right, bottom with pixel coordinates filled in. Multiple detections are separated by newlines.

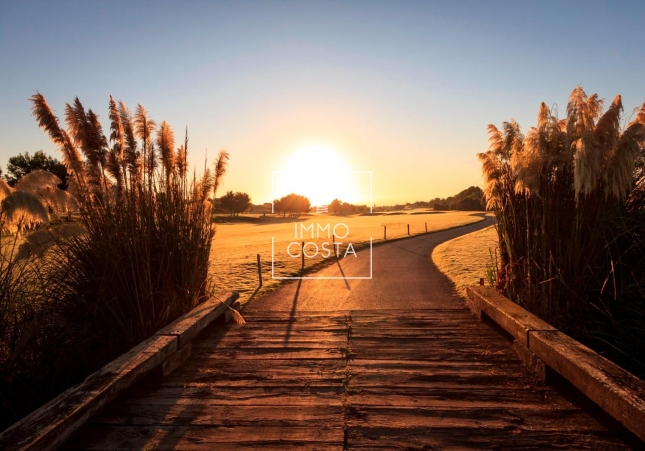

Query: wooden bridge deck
left=64, top=308, right=634, bottom=450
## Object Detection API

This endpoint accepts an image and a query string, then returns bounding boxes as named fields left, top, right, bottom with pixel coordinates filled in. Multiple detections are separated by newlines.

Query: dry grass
left=480, top=86, right=645, bottom=378
left=209, top=209, right=485, bottom=304
left=432, top=223, right=498, bottom=297
left=0, top=93, right=228, bottom=431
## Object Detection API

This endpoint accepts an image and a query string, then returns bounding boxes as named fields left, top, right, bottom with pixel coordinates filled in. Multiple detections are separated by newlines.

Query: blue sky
left=1, top=1, right=644, bottom=203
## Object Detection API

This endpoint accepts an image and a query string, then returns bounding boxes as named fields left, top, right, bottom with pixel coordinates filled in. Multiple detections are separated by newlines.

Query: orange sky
left=3, top=3, right=645, bottom=206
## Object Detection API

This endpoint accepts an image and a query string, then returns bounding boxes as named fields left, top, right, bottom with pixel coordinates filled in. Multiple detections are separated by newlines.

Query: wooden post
left=384, top=226, right=387, bottom=240
left=407, top=224, right=410, bottom=235
left=425, top=222, right=427, bottom=233
left=257, top=254, right=262, bottom=287
left=301, top=241, right=305, bottom=269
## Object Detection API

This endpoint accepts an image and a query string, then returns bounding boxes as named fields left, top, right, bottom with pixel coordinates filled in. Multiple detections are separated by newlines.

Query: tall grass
left=0, top=93, right=228, bottom=431
left=480, top=86, right=645, bottom=376
left=31, top=92, right=228, bottom=356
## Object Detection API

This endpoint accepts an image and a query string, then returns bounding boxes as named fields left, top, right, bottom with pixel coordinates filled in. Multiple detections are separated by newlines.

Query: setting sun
left=273, top=144, right=365, bottom=207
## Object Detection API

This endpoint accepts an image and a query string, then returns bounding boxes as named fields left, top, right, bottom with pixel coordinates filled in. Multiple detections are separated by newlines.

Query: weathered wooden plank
left=237, top=316, right=349, bottom=324
left=530, top=330, right=645, bottom=443
left=152, top=341, right=192, bottom=380
left=0, top=335, right=177, bottom=451
left=64, top=425, right=345, bottom=450
left=345, top=405, right=609, bottom=432
left=164, top=373, right=344, bottom=389
left=190, top=347, right=344, bottom=360
left=67, top=441, right=341, bottom=451
left=348, top=369, right=542, bottom=388
left=93, top=404, right=343, bottom=427
left=348, top=360, right=539, bottom=385
left=466, top=285, right=557, bottom=346
left=348, top=308, right=472, bottom=315
left=203, top=319, right=346, bottom=328
left=349, top=313, right=476, bottom=319
left=348, top=347, right=519, bottom=362
left=204, top=326, right=349, bottom=337
left=192, top=338, right=346, bottom=350
left=349, top=318, right=477, bottom=328
left=349, top=336, right=513, bottom=347
left=348, top=359, right=522, bottom=371
left=162, top=372, right=344, bottom=387
left=227, top=315, right=347, bottom=324
left=346, top=387, right=571, bottom=407
left=202, top=329, right=348, bottom=340
left=156, top=291, right=239, bottom=348
left=108, top=386, right=344, bottom=406
left=172, top=356, right=345, bottom=373
left=346, top=428, right=631, bottom=450
left=349, top=327, right=498, bottom=338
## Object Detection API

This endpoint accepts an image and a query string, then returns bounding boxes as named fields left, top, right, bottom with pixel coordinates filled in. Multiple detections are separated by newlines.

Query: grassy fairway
left=432, top=221, right=498, bottom=297
left=209, top=209, right=485, bottom=304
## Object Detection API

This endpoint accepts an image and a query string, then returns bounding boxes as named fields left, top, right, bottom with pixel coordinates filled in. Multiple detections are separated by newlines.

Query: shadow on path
left=284, top=278, right=302, bottom=346
left=335, top=257, right=351, bottom=290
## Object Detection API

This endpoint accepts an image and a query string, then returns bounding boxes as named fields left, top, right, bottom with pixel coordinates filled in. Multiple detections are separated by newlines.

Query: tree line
left=328, top=198, right=369, bottom=215
left=430, top=186, right=486, bottom=211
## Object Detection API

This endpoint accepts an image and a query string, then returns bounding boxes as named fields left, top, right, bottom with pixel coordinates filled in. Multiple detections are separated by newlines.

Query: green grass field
left=209, top=209, right=485, bottom=304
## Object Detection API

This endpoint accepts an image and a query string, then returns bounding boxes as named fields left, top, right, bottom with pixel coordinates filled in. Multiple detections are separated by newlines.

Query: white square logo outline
left=270, top=170, right=373, bottom=280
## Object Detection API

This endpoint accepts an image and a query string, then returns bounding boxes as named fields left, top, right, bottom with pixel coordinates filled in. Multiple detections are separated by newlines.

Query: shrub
left=30, top=92, right=229, bottom=354
left=0, top=94, right=229, bottom=430
left=480, top=86, right=645, bottom=376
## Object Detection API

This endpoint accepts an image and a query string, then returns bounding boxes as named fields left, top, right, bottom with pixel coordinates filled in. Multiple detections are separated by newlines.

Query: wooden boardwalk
left=64, top=308, right=635, bottom=450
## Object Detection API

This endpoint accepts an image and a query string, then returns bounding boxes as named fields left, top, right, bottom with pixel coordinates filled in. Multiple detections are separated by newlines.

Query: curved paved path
left=245, top=213, right=495, bottom=313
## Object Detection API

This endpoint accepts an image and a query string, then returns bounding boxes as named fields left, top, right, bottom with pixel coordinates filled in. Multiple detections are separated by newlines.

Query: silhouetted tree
left=273, top=193, right=311, bottom=217
left=233, top=192, right=251, bottom=215
left=431, top=186, right=485, bottom=211
left=328, top=198, right=367, bottom=215
left=219, top=191, right=251, bottom=216
left=329, top=198, right=342, bottom=214
left=5, top=150, right=69, bottom=189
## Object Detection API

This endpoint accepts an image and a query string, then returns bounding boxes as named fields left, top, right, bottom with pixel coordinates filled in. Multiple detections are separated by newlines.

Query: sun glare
left=274, top=144, right=360, bottom=207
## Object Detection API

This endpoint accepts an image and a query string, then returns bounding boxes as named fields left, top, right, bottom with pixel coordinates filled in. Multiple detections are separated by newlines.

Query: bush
left=32, top=92, right=229, bottom=353
left=480, top=86, right=645, bottom=377
left=0, top=93, right=228, bottom=431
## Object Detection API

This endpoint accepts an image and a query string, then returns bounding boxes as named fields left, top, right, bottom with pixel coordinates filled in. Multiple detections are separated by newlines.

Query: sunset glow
left=2, top=3, right=645, bottom=447
left=274, top=144, right=365, bottom=207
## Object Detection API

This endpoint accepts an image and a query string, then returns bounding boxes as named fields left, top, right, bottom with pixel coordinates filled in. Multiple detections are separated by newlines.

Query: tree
left=219, top=191, right=251, bottom=216
left=233, top=192, right=251, bottom=215
left=219, top=191, right=236, bottom=215
left=273, top=193, right=311, bottom=217
left=328, top=198, right=366, bottom=215
left=5, top=150, right=69, bottom=189
left=329, top=198, right=342, bottom=214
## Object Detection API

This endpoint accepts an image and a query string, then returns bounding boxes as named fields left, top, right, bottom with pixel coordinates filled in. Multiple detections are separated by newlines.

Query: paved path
left=246, top=213, right=495, bottom=313
left=63, top=218, right=637, bottom=450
